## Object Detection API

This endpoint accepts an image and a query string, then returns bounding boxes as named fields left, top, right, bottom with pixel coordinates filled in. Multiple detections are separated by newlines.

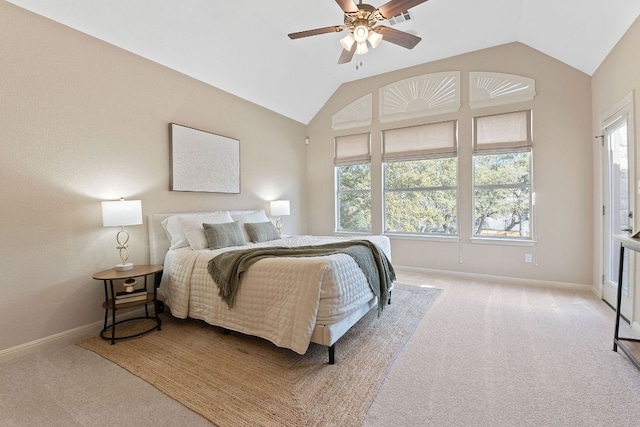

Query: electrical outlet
left=525, top=253, right=532, bottom=263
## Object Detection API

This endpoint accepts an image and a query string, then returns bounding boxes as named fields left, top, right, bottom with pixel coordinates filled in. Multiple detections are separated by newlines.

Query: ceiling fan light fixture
left=367, top=30, right=383, bottom=48
left=340, top=33, right=356, bottom=51
left=355, top=41, right=369, bottom=55
left=353, top=23, right=369, bottom=43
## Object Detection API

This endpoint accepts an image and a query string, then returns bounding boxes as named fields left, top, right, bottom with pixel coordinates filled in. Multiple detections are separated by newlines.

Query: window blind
left=474, top=110, right=532, bottom=154
left=334, top=133, right=371, bottom=166
left=382, top=120, right=457, bottom=162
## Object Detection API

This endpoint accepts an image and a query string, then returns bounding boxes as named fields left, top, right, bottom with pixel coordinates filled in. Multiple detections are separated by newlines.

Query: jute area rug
left=77, top=284, right=441, bottom=427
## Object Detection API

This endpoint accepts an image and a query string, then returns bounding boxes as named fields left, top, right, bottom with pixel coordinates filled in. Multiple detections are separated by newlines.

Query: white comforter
left=164, top=235, right=391, bottom=354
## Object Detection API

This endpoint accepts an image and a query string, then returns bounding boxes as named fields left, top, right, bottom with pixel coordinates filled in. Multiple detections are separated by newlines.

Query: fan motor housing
left=343, top=3, right=381, bottom=27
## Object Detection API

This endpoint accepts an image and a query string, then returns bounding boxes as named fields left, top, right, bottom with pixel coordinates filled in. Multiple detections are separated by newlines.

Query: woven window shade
left=334, top=133, right=371, bottom=166
left=474, top=110, right=532, bottom=153
left=383, top=121, right=457, bottom=162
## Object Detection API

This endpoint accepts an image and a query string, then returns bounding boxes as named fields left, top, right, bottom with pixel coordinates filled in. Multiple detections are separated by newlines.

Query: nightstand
left=92, top=264, right=163, bottom=344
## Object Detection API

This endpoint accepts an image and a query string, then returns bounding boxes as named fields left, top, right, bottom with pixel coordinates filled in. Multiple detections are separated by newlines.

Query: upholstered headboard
left=148, top=213, right=175, bottom=266
left=147, top=210, right=261, bottom=266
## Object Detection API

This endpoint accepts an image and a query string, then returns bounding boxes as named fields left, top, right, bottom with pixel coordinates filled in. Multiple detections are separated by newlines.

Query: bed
left=148, top=209, right=394, bottom=364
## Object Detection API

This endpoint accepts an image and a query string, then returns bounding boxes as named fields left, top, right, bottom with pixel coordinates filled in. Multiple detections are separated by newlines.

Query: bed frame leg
left=328, top=344, right=335, bottom=364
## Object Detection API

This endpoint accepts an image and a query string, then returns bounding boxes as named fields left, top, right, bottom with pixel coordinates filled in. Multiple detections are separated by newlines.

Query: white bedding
left=162, top=235, right=391, bottom=354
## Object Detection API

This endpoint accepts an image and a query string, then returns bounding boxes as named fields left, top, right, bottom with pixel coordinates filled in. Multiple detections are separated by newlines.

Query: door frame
left=601, top=92, right=635, bottom=320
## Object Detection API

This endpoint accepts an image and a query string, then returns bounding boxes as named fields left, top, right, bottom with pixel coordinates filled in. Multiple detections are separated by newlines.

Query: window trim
left=382, top=120, right=459, bottom=237
left=334, top=133, right=372, bottom=232
left=335, top=162, right=372, bottom=233
left=471, top=110, right=533, bottom=240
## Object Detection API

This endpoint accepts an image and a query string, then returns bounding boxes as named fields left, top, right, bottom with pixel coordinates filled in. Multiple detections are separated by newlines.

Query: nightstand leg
left=110, top=279, right=116, bottom=345
left=143, top=275, right=150, bottom=318
left=154, top=271, right=162, bottom=331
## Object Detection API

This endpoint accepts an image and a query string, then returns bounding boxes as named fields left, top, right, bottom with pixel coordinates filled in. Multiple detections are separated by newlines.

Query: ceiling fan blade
left=375, top=26, right=422, bottom=49
left=338, top=47, right=356, bottom=64
left=335, top=0, right=359, bottom=14
left=288, top=25, right=345, bottom=39
left=377, top=0, right=429, bottom=19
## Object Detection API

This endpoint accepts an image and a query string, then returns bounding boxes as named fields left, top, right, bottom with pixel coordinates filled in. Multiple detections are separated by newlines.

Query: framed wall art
left=169, top=123, right=240, bottom=193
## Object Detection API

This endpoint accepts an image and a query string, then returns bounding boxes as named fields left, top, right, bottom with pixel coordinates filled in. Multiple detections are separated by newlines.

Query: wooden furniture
left=613, top=235, right=640, bottom=370
left=92, top=264, right=163, bottom=344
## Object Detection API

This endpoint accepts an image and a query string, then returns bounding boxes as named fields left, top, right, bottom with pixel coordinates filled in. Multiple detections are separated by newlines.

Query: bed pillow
left=173, top=211, right=234, bottom=250
left=203, top=221, right=247, bottom=249
left=245, top=221, right=281, bottom=243
left=162, top=216, right=191, bottom=250
left=231, top=210, right=270, bottom=242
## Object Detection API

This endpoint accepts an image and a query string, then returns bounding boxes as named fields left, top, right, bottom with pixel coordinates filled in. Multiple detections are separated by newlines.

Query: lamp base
left=115, top=263, right=134, bottom=272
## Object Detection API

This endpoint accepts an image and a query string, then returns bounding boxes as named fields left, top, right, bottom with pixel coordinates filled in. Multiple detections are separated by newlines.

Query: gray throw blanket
left=207, top=240, right=395, bottom=313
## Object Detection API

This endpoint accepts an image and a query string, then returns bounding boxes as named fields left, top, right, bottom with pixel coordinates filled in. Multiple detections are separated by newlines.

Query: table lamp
left=101, top=198, right=143, bottom=271
left=270, top=200, right=290, bottom=234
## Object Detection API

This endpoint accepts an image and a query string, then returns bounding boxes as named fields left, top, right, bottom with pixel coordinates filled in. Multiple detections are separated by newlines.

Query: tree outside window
left=385, top=158, right=457, bottom=234
left=473, top=152, right=531, bottom=237
left=337, top=164, right=371, bottom=231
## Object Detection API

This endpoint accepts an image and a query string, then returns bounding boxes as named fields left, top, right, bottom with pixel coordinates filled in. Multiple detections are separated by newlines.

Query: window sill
left=470, top=237, right=536, bottom=247
left=384, top=233, right=460, bottom=243
left=334, top=230, right=372, bottom=236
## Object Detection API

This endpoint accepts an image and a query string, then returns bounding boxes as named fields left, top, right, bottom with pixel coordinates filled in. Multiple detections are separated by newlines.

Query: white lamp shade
left=355, top=42, right=369, bottom=55
left=270, top=200, right=290, bottom=216
left=102, top=200, right=143, bottom=227
left=367, top=30, right=383, bottom=48
left=340, top=33, right=355, bottom=51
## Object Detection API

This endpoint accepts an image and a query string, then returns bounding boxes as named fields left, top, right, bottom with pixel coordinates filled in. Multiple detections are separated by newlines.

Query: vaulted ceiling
left=8, top=0, right=640, bottom=124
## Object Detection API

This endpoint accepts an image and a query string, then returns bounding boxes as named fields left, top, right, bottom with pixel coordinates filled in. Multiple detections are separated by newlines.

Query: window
left=383, top=121, right=458, bottom=235
left=335, top=133, right=371, bottom=232
left=473, top=110, right=532, bottom=239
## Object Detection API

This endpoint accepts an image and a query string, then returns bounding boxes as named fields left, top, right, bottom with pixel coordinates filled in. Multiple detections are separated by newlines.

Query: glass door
left=603, top=110, right=633, bottom=319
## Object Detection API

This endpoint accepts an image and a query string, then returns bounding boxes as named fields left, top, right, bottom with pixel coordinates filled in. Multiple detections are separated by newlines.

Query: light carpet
left=77, top=284, right=441, bottom=427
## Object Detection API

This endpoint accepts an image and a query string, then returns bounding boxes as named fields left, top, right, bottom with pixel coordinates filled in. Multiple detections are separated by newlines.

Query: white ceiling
left=8, top=0, right=640, bottom=124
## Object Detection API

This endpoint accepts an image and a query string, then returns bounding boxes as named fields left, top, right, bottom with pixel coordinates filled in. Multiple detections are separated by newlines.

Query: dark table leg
left=614, top=245, right=624, bottom=352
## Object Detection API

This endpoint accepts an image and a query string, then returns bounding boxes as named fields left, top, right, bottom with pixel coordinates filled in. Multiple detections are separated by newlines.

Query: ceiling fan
left=288, top=0, right=429, bottom=64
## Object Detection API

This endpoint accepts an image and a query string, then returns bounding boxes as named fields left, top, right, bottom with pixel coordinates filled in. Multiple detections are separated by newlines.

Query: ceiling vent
left=387, top=10, right=413, bottom=26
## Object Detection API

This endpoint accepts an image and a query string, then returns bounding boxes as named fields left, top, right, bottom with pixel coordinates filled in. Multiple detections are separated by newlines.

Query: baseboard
left=0, top=307, right=149, bottom=363
left=394, top=265, right=595, bottom=293
left=0, top=320, right=103, bottom=363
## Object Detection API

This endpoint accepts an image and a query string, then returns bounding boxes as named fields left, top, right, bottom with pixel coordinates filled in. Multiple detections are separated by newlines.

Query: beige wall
left=0, top=3, right=308, bottom=352
left=0, top=1, right=612, bottom=354
left=592, top=16, right=640, bottom=323
left=307, top=42, right=593, bottom=285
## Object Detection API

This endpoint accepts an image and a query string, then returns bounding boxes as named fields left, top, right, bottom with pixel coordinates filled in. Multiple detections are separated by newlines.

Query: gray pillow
left=244, top=221, right=281, bottom=243
left=202, top=222, right=247, bottom=249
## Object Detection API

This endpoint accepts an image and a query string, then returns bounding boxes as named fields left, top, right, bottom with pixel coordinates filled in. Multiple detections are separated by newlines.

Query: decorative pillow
left=245, top=221, right=281, bottom=243
left=203, top=221, right=247, bottom=249
left=170, top=211, right=233, bottom=250
left=230, top=210, right=270, bottom=242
